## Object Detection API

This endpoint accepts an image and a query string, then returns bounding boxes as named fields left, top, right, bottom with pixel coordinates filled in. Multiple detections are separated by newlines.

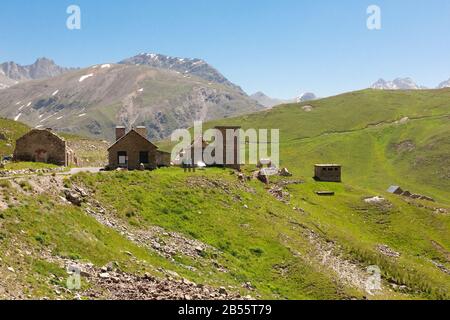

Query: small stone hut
left=314, top=164, right=342, bottom=182
left=13, top=128, right=76, bottom=167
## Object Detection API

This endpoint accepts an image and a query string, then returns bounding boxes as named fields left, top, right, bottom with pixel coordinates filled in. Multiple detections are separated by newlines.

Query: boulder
left=257, top=173, right=269, bottom=184
left=364, top=196, right=385, bottom=204
left=64, top=189, right=83, bottom=206
left=279, top=168, right=292, bottom=177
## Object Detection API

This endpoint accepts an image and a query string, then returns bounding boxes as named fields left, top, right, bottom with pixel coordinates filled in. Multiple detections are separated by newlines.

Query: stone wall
left=156, top=151, right=171, bottom=167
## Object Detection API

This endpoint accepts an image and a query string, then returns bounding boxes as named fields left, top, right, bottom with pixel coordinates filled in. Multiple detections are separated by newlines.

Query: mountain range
left=371, top=77, right=450, bottom=90
left=0, top=57, right=75, bottom=85
left=0, top=55, right=262, bottom=140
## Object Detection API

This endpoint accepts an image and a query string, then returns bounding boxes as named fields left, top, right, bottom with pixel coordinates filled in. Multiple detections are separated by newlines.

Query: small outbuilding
left=387, top=186, right=404, bottom=195
left=13, top=128, right=77, bottom=167
left=108, top=126, right=170, bottom=170
left=314, top=164, right=342, bottom=182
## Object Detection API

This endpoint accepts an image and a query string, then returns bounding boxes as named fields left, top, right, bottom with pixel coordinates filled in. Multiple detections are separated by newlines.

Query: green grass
left=0, top=187, right=209, bottom=299
left=2, top=162, right=60, bottom=171
left=0, top=117, right=29, bottom=157
left=72, top=169, right=360, bottom=300
left=0, top=88, right=449, bottom=300
left=69, top=167, right=449, bottom=299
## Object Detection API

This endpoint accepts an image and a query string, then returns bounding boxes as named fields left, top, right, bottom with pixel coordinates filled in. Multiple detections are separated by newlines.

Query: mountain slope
left=199, top=88, right=450, bottom=298
left=0, top=74, right=18, bottom=90
left=0, top=64, right=262, bottom=140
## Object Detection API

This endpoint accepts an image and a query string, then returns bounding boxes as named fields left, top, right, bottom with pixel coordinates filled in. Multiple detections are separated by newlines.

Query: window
left=139, top=151, right=149, bottom=164
left=118, top=151, right=127, bottom=165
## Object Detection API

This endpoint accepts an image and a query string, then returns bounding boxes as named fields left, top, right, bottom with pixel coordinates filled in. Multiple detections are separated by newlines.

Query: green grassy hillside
left=0, top=89, right=448, bottom=300
left=207, top=88, right=450, bottom=203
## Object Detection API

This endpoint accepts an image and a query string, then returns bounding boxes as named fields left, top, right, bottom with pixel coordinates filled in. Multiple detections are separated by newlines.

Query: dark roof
left=108, top=129, right=157, bottom=151
left=315, top=164, right=342, bottom=167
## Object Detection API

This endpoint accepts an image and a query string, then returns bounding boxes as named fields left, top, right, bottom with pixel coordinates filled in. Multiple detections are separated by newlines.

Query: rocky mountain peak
left=296, top=92, right=317, bottom=103
left=371, top=77, right=425, bottom=90
left=119, top=53, right=245, bottom=95
left=438, top=78, right=450, bottom=89
left=0, top=58, right=74, bottom=82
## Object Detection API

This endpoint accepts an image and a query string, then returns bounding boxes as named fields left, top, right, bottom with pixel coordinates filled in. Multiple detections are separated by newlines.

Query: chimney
left=135, top=126, right=148, bottom=138
left=115, top=126, right=126, bottom=141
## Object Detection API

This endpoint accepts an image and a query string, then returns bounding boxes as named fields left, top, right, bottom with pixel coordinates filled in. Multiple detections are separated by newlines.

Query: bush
left=19, top=180, right=33, bottom=192
left=250, top=247, right=264, bottom=257
left=0, top=180, right=11, bottom=189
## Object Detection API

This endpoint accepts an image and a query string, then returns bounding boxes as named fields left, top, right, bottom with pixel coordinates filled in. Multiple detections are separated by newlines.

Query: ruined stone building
left=108, top=126, right=170, bottom=170
left=13, top=128, right=77, bottom=166
left=215, top=126, right=241, bottom=170
left=314, top=164, right=342, bottom=182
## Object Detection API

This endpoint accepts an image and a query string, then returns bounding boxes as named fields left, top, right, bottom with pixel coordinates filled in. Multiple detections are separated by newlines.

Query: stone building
left=108, top=126, right=170, bottom=170
left=215, top=126, right=241, bottom=170
left=13, top=128, right=76, bottom=167
left=314, top=164, right=342, bottom=182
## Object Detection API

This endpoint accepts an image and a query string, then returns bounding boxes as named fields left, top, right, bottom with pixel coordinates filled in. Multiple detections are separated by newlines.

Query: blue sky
left=1, top=0, right=450, bottom=98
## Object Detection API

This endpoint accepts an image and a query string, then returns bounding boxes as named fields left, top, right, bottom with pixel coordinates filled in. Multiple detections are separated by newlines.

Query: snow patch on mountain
left=79, top=74, right=94, bottom=82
